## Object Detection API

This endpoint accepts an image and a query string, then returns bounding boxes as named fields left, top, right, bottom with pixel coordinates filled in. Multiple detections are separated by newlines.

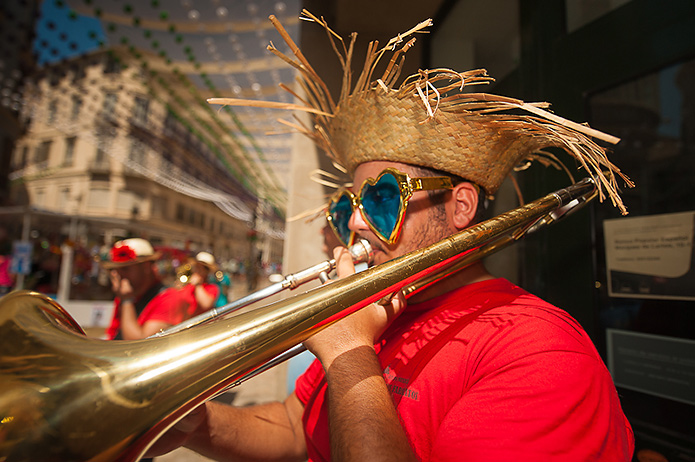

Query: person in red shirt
left=104, top=238, right=190, bottom=340
left=178, top=251, right=220, bottom=318
left=148, top=13, right=634, bottom=461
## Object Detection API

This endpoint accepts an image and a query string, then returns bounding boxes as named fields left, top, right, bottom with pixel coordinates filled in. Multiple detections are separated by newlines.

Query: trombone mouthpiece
left=349, top=239, right=374, bottom=265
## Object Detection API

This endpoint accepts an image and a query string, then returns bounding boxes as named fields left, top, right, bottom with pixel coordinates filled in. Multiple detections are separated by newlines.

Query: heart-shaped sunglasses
left=326, top=168, right=453, bottom=247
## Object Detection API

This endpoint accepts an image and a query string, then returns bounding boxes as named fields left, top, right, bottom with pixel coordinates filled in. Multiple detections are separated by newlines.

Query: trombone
left=154, top=238, right=374, bottom=336
left=0, top=177, right=596, bottom=462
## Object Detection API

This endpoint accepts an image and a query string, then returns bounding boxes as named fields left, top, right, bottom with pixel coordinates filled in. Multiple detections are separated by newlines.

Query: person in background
left=179, top=251, right=220, bottom=317
left=210, top=266, right=231, bottom=309
left=0, top=247, right=14, bottom=296
left=104, top=238, right=189, bottom=340
left=0, top=228, right=13, bottom=296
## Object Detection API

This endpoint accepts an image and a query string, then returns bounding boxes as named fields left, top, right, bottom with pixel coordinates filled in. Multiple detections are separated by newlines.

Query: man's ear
left=450, top=183, right=479, bottom=230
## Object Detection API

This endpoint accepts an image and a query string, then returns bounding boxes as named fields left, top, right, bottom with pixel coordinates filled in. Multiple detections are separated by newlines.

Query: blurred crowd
left=0, top=227, right=283, bottom=329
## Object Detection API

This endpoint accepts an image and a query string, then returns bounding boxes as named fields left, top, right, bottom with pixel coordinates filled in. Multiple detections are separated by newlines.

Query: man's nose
left=349, top=206, right=370, bottom=234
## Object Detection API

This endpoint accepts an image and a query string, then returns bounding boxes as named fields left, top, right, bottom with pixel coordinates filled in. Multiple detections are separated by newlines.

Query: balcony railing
left=88, top=159, right=111, bottom=173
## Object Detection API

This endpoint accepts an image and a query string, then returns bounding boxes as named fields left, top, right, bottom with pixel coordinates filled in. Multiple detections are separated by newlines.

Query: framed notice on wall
left=603, top=211, right=695, bottom=300
left=607, top=329, right=695, bottom=406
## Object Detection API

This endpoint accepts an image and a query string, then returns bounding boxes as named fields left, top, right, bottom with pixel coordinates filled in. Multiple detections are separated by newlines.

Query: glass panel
left=589, top=56, right=695, bottom=459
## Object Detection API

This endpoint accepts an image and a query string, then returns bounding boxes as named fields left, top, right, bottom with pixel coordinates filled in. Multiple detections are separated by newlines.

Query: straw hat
left=209, top=11, right=633, bottom=214
left=103, top=238, right=160, bottom=269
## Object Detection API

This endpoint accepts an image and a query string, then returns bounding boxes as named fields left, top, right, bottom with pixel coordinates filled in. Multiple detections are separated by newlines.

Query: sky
left=33, top=0, right=106, bottom=66
left=25, top=0, right=299, bottom=219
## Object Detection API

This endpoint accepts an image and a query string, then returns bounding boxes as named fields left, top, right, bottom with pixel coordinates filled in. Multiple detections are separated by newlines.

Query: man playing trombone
left=149, top=13, right=634, bottom=462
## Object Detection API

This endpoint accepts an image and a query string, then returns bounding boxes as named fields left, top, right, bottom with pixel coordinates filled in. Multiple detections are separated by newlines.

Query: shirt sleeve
left=139, top=288, right=190, bottom=326
left=294, top=358, right=324, bottom=406
left=105, top=300, right=120, bottom=340
left=205, top=283, right=219, bottom=300
left=199, top=283, right=220, bottom=314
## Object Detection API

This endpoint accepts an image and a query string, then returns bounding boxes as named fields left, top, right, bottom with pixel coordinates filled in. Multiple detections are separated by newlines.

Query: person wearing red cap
left=103, top=238, right=189, bottom=340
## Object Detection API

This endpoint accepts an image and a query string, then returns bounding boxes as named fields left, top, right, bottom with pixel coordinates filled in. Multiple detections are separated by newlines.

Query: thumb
left=175, top=403, right=207, bottom=433
left=390, top=289, right=408, bottom=317
left=333, top=246, right=355, bottom=278
left=377, top=289, right=408, bottom=325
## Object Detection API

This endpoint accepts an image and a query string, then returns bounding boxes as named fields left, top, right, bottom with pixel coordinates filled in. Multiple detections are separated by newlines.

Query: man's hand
left=188, top=272, right=204, bottom=286
left=110, top=270, right=135, bottom=300
left=303, top=247, right=416, bottom=462
left=145, top=403, right=208, bottom=458
left=303, top=246, right=406, bottom=369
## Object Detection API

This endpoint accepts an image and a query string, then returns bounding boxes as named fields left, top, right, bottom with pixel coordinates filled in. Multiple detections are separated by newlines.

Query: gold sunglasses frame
left=326, top=167, right=453, bottom=246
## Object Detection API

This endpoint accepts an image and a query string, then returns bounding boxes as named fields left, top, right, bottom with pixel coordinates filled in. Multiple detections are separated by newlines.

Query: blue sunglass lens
left=360, top=173, right=403, bottom=241
left=328, top=193, right=354, bottom=245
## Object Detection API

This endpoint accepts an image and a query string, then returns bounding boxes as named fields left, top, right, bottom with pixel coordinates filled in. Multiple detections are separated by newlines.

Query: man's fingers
left=175, top=403, right=207, bottom=433
left=333, top=246, right=356, bottom=278
left=376, top=290, right=407, bottom=325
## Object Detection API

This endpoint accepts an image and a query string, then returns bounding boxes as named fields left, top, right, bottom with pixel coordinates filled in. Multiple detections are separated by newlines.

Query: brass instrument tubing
left=152, top=239, right=373, bottom=337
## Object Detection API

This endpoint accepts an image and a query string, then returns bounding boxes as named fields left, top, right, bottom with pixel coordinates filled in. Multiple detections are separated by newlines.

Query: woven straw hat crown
left=329, top=80, right=571, bottom=195
left=209, top=11, right=633, bottom=214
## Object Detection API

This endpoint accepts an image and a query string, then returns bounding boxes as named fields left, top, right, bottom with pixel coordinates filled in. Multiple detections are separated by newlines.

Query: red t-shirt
left=105, top=283, right=217, bottom=340
left=178, top=282, right=219, bottom=317
left=294, top=278, right=634, bottom=461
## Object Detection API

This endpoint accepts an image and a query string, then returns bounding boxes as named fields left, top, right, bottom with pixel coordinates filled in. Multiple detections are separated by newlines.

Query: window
left=71, top=95, right=82, bottom=120
left=588, top=55, right=695, bottom=460
left=104, top=54, right=121, bottom=74
left=163, top=112, right=178, bottom=136
left=128, top=139, right=146, bottom=166
left=566, top=0, right=633, bottom=33
left=12, top=145, right=29, bottom=170
left=49, top=72, right=60, bottom=87
left=93, top=131, right=114, bottom=169
left=47, top=99, right=58, bottom=124
left=117, top=190, right=137, bottom=211
left=152, top=196, right=168, bottom=220
left=64, top=136, right=76, bottom=166
left=88, top=187, right=110, bottom=208
left=72, top=64, right=86, bottom=83
left=94, top=146, right=106, bottom=163
left=176, top=203, right=185, bottom=222
left=93, top=144, right=110, bottom=170
left=58, top=187, right=70, bottom=210
left=35, top=189, right=46, bottom=207
left=102, top=93, right=118, bottom=120
left=34, top=140, right=52, bottom=165
left=132, top=96, right=149, bottom=125
left=160, top=151, right=173, bottom=171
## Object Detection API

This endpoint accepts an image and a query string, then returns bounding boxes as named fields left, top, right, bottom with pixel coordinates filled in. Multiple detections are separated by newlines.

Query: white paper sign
left=604, top=211, right=695, bottom=300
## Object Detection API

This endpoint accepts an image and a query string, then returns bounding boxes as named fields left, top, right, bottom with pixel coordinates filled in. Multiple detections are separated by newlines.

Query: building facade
left=7, top=48, right=284, bottom=300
